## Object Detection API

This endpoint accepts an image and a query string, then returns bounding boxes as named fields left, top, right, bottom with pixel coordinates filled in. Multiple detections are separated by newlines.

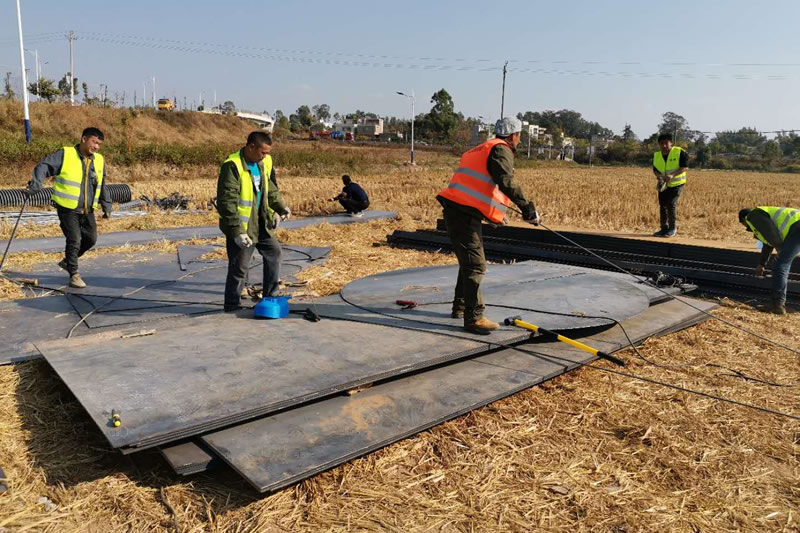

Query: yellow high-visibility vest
left=653, top=146, right=687, bottom=188
left=51, top=146, right=104, bottom=210
left=745, top=206, right=800, bottom=246
left=221, top=151, right=273, bottom=231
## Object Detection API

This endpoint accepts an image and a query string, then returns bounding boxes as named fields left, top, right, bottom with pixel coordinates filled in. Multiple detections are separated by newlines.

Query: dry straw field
left=0, top=141, right=798, bottom=532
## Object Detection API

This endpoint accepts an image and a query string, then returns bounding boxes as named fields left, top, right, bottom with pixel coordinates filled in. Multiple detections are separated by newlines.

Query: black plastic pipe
left=0, top=185, right=132, bottom=207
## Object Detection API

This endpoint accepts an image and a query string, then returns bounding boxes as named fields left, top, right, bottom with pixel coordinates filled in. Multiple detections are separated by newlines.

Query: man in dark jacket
left=436, top=117, right=540, bottom=335
left=27, top=127, right=112, bottom=288
left=332, top=175, right=369, bottom=216
left=739, top=206, right=800, bottom=315
left=217, top=131, right=290, bottom=312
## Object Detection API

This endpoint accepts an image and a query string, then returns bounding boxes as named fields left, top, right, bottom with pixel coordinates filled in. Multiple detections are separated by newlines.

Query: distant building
left=333, top=117, right=384, bottom=137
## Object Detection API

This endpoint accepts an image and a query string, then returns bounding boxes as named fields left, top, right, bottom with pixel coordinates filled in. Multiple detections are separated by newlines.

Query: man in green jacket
left=436, top=117, right=539, bottom=335
left=739, top=206, right=800, bottom=315
left=217, top=131, right=290, bottom=312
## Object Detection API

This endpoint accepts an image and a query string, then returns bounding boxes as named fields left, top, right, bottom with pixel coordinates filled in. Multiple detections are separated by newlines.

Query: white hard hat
left=495, top=116, right=522, bottom=136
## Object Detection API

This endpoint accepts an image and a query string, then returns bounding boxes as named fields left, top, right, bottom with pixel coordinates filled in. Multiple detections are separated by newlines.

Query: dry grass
left=0, top=145, right=799, bottom=532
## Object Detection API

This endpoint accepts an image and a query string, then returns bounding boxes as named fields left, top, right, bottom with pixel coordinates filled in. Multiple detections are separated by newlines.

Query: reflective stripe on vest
left=746, top=206, right=800, bottom=246
left=51, top=146, right=104, bottom=210
left=653, top=146, right=687, bottom=188
left=437, top=138, right=512, bottom=223
left=220, top=152, right=274, bottom=232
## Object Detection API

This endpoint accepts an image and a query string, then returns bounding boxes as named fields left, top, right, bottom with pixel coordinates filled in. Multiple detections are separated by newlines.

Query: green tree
left=312, top=103, right=331, bottom=122
left=220, top=100, right=236, bottom=114
left=28, top=77, right=60, bottom=103
left=622, top=123, right=637, bottom=141
left=3, top=72, right=15, bottom=100
left=656, top=111, right=699, bottom=143
left=426, top=88, right=458, bottom=143
left=762, top=140, right=781, bottom=162
left=57, top=74, right=78, bottom=101
left=295, top=105, right=313, bottom=128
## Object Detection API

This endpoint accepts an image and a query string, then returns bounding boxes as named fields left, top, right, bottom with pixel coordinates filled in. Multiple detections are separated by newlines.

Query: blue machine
left=254, top=296, right=292, bottom=319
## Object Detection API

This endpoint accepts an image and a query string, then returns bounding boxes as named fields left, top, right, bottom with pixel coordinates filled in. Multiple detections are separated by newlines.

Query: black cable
left=404, top=298, right=799, bottom=387
left=506, top=207, right=799, bottom=356
left=335, top=292, right=799, bottom=421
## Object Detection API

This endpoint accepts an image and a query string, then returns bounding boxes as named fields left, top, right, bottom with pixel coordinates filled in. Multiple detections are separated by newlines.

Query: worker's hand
left=521, top=204, right=540, bottom=226
left=281, top=208, right=291, bottom=221
left=22, top=188, right=35, bottom=197
left=755, top=265, right=765, bottom=277
left=234, top=234, right=253, bottom=248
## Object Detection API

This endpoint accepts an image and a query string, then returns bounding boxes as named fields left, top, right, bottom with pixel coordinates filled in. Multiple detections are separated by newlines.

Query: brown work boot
left=69, top=273, right=87, bottom=288
left=464, top=317, right=500, bottom=335
left=771, top=301, right=787, bottom=315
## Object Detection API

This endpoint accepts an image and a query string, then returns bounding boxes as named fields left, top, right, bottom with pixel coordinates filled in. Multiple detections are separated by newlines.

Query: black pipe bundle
left=0, top=185, right=132, bottom=207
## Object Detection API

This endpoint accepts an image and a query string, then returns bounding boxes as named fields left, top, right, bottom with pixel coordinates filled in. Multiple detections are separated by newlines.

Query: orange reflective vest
left=437, top=138, right=511, bottom=223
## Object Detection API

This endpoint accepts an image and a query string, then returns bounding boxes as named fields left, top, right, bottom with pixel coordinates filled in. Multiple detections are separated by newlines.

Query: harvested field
left=0, top=145, right=798, bottom=532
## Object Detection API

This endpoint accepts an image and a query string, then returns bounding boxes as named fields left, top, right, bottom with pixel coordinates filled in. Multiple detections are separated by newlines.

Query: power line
left=69, top=33, right=797, bottom=81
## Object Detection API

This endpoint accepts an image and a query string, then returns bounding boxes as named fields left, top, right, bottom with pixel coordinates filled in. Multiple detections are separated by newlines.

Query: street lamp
left=396, top=91, right=415, bottom=165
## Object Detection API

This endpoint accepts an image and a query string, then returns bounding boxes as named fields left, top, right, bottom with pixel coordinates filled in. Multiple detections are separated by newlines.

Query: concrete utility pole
left=15, top=0, right=31, bottom=142
left=396, top=91, right=415, bottom=165
left=143, top=82, right=146, bottom=108
left=68, top=31, right=75, bottom=106
left=500, top=60, right=508, bottom=119
left=152, top=76, right=156, bottom=107
left=24, top=49, right=39, bottom=100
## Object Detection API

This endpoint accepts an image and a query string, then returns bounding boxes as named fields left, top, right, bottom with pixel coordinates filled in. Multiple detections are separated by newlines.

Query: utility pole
left=527, top=128, right=531, bottom=159
left=143, top=82, right=146, bottom=108
left=152, top=76, right=156, bottom=108
left=500, top=60, right=508, bottom=119
left=213, top=89, right=217, bottom=108
left=133, top=90, right=137, bottom=108
left=589, top=135, right=594, bottom=167
left=15, top=0, right=31, bottom=141
left=68, top=31, right=75, bottom=106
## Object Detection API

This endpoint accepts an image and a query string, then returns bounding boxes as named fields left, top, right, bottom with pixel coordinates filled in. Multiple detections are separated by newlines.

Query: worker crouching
left=217, top=131, right=291, bottom=312
left=436, top=117, right=540, bottom=335
left=739, top=206, right=800, bottom=315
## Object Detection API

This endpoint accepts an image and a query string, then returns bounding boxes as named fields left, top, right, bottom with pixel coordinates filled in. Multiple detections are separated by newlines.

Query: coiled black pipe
left=0, top=184, right=132, bottom=207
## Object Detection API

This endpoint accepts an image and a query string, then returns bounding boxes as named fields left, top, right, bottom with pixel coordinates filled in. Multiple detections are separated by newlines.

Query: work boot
left=771, top=301, right=787, bottom=315
left=69, top=273, right=87, bottom=288
left=653, top=229, right=667, bottom=237
left=464, top=317, right=500, bottom=335
left=57, top=258, right=68, bottom=271
left=451, top=309, right=464, bottom=319
left=664, top=228, right=677, bottom=237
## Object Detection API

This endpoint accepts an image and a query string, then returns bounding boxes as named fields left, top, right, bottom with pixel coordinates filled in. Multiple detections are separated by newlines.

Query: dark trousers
left=57, top=207, right=97, bottom=275
left=224, top=221, right=282, bottom=310
left=658, top=185, right=684, bottom=231
left=339, top=198, right=369, bottom=213
left=443, top=205, right=486, bottom=322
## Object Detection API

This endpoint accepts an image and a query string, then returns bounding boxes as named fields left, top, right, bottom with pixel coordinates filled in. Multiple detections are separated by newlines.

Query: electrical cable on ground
left=335, top=292, right=799, bottom=421
left=505, top=206, right=799, bottom=356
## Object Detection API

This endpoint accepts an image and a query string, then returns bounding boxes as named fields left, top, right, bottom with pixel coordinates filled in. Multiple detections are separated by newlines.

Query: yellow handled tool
left=504, top=316, right=625, bottom=366
left=111, top=409, right=121, bottom=427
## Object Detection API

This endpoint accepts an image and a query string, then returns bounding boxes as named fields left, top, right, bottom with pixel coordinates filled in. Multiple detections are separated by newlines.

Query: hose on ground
left=0, top=185, right=132, bottom=207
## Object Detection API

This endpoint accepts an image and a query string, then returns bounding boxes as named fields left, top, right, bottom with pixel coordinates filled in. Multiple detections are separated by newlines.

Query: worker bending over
left=332, top=174, right=369, bottom=217
left=217, top=131, right=291, bottom=312
left=27, top=127, right=112, bottom=288
left=652, top=133, right=688, bottom=237
left=739, top=206, right=800, bottom=315
left=437, top=117, right=540, bottom=335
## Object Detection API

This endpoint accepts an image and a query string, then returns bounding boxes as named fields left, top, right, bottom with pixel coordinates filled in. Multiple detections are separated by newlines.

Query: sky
left=2, top=0, right=800, bottom=138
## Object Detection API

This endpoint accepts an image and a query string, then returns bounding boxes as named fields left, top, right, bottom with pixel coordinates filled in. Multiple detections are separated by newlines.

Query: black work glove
left=521, top=203, right=540, bottom=226
left=22, top=188, right=35, bottom=197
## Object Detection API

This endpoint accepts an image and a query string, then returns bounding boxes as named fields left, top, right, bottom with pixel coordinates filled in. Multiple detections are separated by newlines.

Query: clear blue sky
left=2, top=0, right=800, bottom=138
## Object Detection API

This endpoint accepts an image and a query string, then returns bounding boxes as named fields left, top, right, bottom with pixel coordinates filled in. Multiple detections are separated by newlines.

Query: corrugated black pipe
left=0, top=185, right=132, bottom=207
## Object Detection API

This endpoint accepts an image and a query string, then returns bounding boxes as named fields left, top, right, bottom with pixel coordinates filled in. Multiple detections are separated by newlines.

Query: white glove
left=281, top=208, right=291, bottom=221
left=234, top=234, right=253, bottom=248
